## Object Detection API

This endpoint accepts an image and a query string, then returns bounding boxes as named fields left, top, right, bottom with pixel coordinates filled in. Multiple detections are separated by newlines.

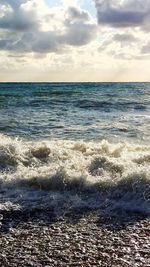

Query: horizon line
left=0, top=81, right=150, bottom=83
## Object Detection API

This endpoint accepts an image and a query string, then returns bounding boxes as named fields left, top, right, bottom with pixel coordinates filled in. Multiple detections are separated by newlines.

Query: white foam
left=0, top=134, right=150, bottom=215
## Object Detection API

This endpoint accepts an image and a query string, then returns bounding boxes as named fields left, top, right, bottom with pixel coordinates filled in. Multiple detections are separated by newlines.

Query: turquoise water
left=0, top=83, right=150, bottom=215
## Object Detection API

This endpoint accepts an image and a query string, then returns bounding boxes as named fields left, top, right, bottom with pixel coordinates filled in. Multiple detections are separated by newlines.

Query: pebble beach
left=1, top=209, right=150, bottom=267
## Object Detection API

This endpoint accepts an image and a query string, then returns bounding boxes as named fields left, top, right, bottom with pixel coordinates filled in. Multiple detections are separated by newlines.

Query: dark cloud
left=0, top=1, right=97, bottom=54
left=0, top=25, right=97, bottom=54
left=0, top=12, right=37, bottom=31
left=66, top=23, right=97, bottom=46
left=94, top=0, right=150, bottom=29
left=0, top=0, right=38, bottom=31
left=64, top=7, right=97, bottom=46
left=67, top=6, right=90, bottom=22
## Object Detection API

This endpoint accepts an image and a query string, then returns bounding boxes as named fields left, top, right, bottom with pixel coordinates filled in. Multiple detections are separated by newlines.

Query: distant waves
left=0, top=82, right=149, bottom=140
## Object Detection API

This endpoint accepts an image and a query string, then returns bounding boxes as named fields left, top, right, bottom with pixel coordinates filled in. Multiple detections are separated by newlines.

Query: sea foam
left=0, top=134, right=150, bottom=215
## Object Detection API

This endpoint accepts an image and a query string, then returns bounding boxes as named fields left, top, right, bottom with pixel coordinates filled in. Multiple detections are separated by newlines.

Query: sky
left=0, top=0, right=150, bottom=82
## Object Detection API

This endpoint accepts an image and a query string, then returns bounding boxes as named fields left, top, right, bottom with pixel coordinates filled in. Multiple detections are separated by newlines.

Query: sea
left=0, top=82, right=150, bottom=216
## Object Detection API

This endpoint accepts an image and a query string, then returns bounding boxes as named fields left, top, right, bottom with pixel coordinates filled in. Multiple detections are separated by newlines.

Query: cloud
left=141, top=42, right=150, bottom=54
left=113, top=33, right=138, bottom=45
left=0, top=0, right=38, bottom=31
left=0, top=1, right=97, bottom=54
left=64, top=7, right=97, bottom=46
left=94, top=0, right=150, bottom=30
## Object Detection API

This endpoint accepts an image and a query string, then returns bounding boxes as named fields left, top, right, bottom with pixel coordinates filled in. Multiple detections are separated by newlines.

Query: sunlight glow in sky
left=0, top=0, right=150, bottom=81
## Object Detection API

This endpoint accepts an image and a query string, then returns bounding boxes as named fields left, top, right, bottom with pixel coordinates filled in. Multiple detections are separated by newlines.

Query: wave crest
left=0, top=134, right=150, bottom=214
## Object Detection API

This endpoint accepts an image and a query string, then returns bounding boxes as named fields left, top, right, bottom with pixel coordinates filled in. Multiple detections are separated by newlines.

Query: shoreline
left=1, top=209, right=150, bottom=267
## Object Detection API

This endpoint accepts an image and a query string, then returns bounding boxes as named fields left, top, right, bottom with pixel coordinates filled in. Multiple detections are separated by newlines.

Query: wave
left=33, top=89, right=81, bottom=96
left=0, top=134, right=150, bottom=215
left=76, top=99, right=148, bottom=111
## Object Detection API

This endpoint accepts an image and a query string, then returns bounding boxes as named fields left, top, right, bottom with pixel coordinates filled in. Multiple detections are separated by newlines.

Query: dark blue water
left=0, top=82, right=149, bottom=141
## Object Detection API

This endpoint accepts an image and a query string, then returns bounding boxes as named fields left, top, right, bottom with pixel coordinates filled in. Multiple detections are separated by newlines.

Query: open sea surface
left=0, top=82, right=150, bottom=216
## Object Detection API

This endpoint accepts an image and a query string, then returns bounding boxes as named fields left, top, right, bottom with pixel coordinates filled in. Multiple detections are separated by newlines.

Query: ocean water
left=0, top=82, right=150, bottom=216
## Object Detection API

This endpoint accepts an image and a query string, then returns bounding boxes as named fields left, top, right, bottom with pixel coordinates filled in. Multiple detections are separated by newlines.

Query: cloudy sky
left=0, top=0, right=150, bottom=81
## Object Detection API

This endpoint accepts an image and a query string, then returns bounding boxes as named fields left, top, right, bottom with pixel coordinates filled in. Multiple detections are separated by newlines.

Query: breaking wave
left=0, top=134, right=150, bottom=215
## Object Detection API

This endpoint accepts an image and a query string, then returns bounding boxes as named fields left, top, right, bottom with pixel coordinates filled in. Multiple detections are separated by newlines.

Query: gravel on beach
left=0, top=209, right=150, bottom=267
